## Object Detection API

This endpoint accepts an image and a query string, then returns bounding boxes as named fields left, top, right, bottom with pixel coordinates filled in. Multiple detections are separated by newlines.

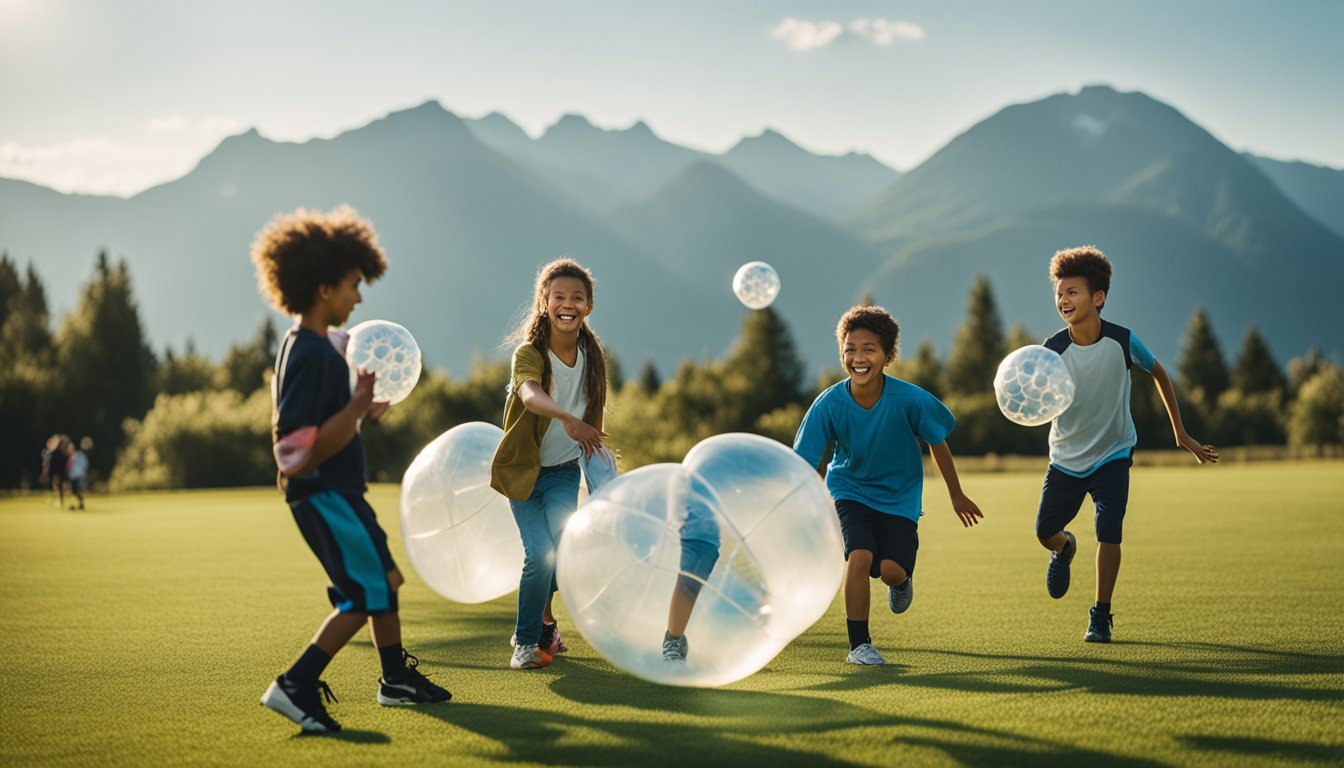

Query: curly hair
left=505, top=258, right=607, bottom=426
left=836, top=304, right=900, bottom=358
left=251, top=205, right=387, bottom=315
left=1050, top=245, right=1112, bottom=309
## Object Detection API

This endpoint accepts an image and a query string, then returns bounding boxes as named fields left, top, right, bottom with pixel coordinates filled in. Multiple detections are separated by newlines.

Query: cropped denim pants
left=510, top=459, right=581, bottom=647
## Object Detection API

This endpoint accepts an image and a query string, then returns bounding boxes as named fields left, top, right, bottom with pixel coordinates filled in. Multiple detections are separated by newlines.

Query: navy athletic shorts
left=1035, top=457, right=1132, bottom=545
left=289, top=489, right=399, bottom=614
left=835, top=499, right=918, bottom=579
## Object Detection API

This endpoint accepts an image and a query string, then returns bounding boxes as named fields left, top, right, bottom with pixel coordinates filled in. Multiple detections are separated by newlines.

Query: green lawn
left=2, top=463, right=1342, bottom=767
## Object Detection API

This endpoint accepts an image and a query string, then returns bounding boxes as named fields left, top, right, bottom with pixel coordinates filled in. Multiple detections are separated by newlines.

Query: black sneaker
left=261, top=674, right=341, bottom=732
left=377, top=651, right=452, bottom=705
left=1046, top=530, right=1076, bottom=599
left=662, top=632, right=688, bottom=662
left=1084, top=607, right=1113, bottom=643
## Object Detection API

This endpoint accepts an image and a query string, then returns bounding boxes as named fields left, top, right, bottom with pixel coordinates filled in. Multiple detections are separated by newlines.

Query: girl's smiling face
left=545, top=276, right=591, bottom=335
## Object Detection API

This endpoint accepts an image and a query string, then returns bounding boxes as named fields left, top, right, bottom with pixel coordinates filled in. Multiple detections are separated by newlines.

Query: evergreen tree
left=1230, top=325, right=1285, bottom=394
left=156, top=339, right=220, bottom=396
left=606, top=349, right=625, bottom=392
left=218, top=317, right=277, bottom=393
left=724, top=307, right=805, bottom=419
left=1176, top=306, right=1228, bottom=400
left=1287, top=346, right=1328, bottom=398
left=637, top=360, right=662, bottom=395
left=943, top=274, right=1005, bottom=396
left=898, top=338, right=944, bottom=398
left=1287, top=365, right=1344, bottom=447
left=0, top=259, right=58, bottom=488
left=1006, top=321, right=1037, bottom=351
left=54, top=252, right=157, bottom=479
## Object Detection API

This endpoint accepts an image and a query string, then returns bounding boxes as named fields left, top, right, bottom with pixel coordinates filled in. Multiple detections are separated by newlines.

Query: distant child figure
left=252, top=205, right=450, bottom=733
left=42, top=435, right=69, bottom=508
left=491, top=258, right=609, bottom=670
left=67, top=437, right=90, bottom=510
left=1035, top=246, right=1218, bottom=642
left=794, top=305, right=984, bottom=665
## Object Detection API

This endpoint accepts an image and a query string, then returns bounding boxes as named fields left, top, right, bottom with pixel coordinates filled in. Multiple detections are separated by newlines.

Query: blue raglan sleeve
left=792, top=393, right=834, bottom=470
left=913, top=389, right=956, bottom=446
left=1130, top=332, right=1156, bottom=373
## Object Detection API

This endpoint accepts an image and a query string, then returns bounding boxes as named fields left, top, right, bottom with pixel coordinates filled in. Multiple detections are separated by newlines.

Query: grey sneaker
left=846, top=642, right=886, bottom=666
left=1084, top=607, right=1113, bottom=643
left=1046, top=530, right=1077, bottom=599
left=510, top=643, right=552, bottom=670
left=662, top=632, right=688, bottom=662
left=888, top=578, right=914, bottom=614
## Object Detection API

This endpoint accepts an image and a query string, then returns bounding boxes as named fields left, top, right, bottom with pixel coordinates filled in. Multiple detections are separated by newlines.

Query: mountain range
left=2, top=85, right=1340, bottom=379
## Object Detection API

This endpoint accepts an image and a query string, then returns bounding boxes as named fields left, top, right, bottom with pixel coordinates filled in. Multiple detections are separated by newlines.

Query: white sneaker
left=846, top=643, right=886, bottom=665
left=510, top=643, right=552, bottom=670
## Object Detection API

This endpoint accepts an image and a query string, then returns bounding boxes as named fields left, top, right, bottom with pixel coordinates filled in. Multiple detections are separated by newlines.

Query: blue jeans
left=510, top=459, right=580, bottom=646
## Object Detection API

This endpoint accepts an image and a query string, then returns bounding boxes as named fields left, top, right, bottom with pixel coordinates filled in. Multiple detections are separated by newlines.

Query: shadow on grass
left=291, top=728, right=390, bottom=744
left=398, top=656, right=1171, bottom=767
left=1176, top=735, right=1344, bottom=763
left=799, top=642, right=1344, bottom=702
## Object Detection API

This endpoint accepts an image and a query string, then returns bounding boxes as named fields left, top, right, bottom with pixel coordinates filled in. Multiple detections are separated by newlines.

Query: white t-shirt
left=538, top=347, right=589, bottom=467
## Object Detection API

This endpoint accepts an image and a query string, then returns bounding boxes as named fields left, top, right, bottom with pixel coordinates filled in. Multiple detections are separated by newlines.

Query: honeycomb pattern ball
left=400, top=422, right=523, bottom=604
left=346, top=320, right=422, bottom=405
left=558, top=433, right=842, bottom=687
left=732, top=261, right=781, bottom=310
left=993, top=345, right=1076, bottom=427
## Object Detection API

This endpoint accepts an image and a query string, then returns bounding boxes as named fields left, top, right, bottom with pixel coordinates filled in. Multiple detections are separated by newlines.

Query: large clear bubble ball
left=732, top=261, right=781, bottom=310
left=994, top=345, right=1076, bottom=427
left=558, top=433, right=842, bottom=687
left=400, top=422, right=523, bottom=604
left=347, top=319, right=422, bottom=405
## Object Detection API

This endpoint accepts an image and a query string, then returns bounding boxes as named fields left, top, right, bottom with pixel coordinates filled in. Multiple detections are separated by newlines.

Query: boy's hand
left=950, top=492, right=984, bottom=527
left=366, top=402, right=391, bottom=422
left=1178, top=433, right=1219, bottom=464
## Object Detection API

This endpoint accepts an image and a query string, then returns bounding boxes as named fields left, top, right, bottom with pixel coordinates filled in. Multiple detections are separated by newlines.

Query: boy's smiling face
left=1055, top=276, right=1104, bottom=327
left=841, top=328, right=893, bottom=389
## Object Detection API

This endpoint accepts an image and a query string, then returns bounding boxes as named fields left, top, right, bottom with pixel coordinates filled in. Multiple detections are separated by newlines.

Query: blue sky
left=2, top=0, right=1340, bottom=195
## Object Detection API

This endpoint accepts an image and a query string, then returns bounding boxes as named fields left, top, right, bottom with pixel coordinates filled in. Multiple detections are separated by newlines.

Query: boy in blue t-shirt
left=1036, top=246, right=1218, bottom=643
left=794, top=305, right=984, bottom=665
left=252, top=206, right=450, bottom=733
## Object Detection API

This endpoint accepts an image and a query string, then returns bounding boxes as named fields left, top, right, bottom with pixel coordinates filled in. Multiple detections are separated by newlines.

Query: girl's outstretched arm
left=517, top=380, right=607, bottom=457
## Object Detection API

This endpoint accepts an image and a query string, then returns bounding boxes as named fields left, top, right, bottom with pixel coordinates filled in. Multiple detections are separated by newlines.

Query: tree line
left=2, top=256, right=1341, bottom=491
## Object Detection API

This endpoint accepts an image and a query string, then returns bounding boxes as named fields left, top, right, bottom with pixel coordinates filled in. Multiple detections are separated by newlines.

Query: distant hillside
left=609, top=161, right=886, bottom=365
left=2, top=87, right=1340, bottom=377
left=1244, top=153, right=1344, bottom=240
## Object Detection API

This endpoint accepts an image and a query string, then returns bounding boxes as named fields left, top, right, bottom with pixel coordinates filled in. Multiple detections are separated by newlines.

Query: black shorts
left=289, top=489, right=399, bottom=614
left=835, top=499, right=918, bottom=579
left=1035, top=457, right=1132, bottom=545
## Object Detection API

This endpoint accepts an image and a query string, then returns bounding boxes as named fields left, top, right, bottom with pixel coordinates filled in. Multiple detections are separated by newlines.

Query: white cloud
left=849, top=18, right=926, bottom=45
left=145, top=116, right=191, bottom=134
left=771, top=17, right=843, bottom=52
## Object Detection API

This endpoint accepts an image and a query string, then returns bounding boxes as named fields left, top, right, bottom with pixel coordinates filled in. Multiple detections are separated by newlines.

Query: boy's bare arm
left=929, top=441, right=984, bottom=527
left=1149, top=361, right=1220, bottom=464
left=283, top=369, right=376, bottom=478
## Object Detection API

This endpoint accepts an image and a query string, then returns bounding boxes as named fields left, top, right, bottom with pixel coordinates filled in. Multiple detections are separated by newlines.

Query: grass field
left=2, top=463, right=1342, bottom=767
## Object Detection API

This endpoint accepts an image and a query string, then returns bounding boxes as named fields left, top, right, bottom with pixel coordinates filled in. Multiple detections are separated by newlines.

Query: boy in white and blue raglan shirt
left=794, top=305, right=984, bottom=666
left=1037, top=246, right=1218, bottom=643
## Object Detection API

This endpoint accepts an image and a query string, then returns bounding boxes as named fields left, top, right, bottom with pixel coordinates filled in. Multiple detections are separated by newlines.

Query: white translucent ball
left=732, top=261, right=781, bottom=310
left=994, top=345, right=1076, bottom=427
left=400, top=422, right=523, bottom=604
left=346, top=320, right=422, bottom=405
left=558, top=433, right=842, bottom=687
